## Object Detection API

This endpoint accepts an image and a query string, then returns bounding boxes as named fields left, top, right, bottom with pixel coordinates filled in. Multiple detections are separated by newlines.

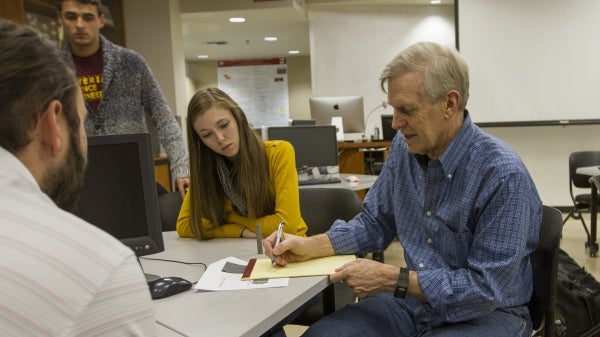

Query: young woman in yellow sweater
left=176, top=87, right=308, bottom=240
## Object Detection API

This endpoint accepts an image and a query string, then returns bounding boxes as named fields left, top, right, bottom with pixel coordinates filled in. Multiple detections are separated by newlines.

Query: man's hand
left=263, top=232, right=311, bottom=266
left=263, top=232, right=334, bottom=266
left=175, top=177, right=190, bottom=199
left=330, top=258, right=399, bottom=299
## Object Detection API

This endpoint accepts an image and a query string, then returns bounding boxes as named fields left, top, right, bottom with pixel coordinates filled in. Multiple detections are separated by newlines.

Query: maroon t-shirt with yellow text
left=73, top=49, right=103, bottom=112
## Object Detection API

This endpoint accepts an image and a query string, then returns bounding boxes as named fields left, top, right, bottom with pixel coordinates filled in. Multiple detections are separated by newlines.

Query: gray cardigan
left=64, top=35, right=189, bottom=180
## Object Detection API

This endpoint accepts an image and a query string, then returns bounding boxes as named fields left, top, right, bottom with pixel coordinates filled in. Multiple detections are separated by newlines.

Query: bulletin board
left=217, top=58, right=289, bottom=128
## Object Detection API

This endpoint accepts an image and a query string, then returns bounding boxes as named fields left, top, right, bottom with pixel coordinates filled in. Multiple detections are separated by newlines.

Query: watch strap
left=394, top=267, right=409, bottom=298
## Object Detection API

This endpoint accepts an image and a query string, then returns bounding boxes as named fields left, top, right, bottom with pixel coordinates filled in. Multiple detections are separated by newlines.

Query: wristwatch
left=394, top=267, right=409, bottom=298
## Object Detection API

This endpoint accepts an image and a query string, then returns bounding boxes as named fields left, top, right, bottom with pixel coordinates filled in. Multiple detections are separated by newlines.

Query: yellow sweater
left=176, top=140, right=308, bottom=239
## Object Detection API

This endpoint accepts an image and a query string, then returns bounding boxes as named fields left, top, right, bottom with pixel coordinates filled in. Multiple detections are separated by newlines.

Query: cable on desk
left=140, top=257, right=207, bottom=271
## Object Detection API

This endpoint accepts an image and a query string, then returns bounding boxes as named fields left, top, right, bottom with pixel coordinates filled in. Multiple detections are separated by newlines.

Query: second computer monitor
left=309, top=96, right=365, bottom=134
left=267, top=125, right=338, bottom=173
left=381, top=114, right=398, bottom=140
left=290, top=119, right=316, bottom=126
left=72, top=133, right=164, bottom=258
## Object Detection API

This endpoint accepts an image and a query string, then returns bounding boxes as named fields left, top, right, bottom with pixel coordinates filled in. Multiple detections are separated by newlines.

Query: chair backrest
left=529, top=205, right=563, bottom=336
left=590, top=175, right=600, bottom=191
left=569, top=151, right=600, bottom=189
left=293, top=187, right=364, bottom=325
left=158, top=192, right=183, bottom=231
left=299, top=188, right=363, bottom=236
left=156, top=181, right=168, bottom=196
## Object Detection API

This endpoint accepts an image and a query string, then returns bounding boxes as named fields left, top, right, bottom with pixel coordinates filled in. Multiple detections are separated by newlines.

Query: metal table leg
left=589, top=176, right=600, bottom=257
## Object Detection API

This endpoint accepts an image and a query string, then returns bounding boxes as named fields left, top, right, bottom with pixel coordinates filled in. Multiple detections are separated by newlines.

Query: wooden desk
left=337, top=141, right=391, bottom=175
left=154, top=156, right=171, bottom=192
left=141, top=232, right=329, bottom=337
left=576, top=165, right=600, bottom=257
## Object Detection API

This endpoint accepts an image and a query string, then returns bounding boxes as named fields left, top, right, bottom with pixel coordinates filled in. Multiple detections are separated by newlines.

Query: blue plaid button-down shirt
left=328, top=113, right=542, bottom=326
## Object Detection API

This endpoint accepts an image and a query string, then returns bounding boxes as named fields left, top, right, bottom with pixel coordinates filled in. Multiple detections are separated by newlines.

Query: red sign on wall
left=218, top=58, right=286, bottom=67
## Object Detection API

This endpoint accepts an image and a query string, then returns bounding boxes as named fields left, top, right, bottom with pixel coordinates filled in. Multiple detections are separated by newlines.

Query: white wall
left=483, top=125, right=600, bottom=207
left=122, top=0, right=189, bottom=149
left=460, top=0, right=600, bottom=124
left=309, top=4, right=455, bottom=139
left=287, top=56, right=313, bottom=119
left=123, top=0, right=187, bottom=118
left=458, top=0, right=600, bottom=207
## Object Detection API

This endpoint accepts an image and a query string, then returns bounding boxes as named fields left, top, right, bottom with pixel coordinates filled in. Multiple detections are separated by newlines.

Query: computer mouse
left=149, top=276, right=192, bottom=300
left=345, top=175, right=360, bottom=183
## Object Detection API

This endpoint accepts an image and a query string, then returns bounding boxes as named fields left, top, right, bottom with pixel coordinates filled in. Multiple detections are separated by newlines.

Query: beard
left=41, top=132, right=87, bottom=212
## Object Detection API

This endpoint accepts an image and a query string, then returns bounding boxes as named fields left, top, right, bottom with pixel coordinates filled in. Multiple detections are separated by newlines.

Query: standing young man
left=57, top=0, right=190, bottom=197
left=0, top=18, right=156, bottom=336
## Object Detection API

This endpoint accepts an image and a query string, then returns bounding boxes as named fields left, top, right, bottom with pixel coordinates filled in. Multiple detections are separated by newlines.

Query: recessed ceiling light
left=430, top=0, right=442, bottom=4
left=197, top=54, right=208, bottom=59
left=288, top=50, right=300, bottom=54
left=264, top=36, right=278, bottom=42
left=229, top=17, right=245, bottom=23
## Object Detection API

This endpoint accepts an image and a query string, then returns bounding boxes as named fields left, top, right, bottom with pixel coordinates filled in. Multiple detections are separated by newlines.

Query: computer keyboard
left=298, top=177, right=342, bottom=186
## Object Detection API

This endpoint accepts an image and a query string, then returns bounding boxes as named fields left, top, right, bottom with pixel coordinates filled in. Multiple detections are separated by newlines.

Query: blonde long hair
left=186, top=88, right=274, bottom=239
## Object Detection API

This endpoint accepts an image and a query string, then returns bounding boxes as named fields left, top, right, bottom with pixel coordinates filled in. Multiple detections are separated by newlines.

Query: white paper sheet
left=194, top=256, right=289, bottom=291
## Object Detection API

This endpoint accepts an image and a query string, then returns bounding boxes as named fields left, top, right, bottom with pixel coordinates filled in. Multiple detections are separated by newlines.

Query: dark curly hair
left=0, top=18, right=80, bottom=153
left=56, top=0, right=103, bottom=15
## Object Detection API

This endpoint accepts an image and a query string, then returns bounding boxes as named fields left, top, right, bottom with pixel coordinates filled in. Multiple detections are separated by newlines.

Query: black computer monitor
left=73, top=133, right=164, bottom=258
left=267, top=125, right=339, bottom=171
left=381, top=114, right=397, bottom=140
left=309, top=96, right=365, bottom=133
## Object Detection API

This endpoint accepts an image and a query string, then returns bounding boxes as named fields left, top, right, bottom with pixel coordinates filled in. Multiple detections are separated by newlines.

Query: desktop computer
left=267, top=125, right=341, bottom=185
left=381, top=114, right=397, bottom=141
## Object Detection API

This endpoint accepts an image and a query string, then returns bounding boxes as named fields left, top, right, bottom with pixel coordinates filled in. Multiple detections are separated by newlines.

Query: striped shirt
left=0, top=147, right=156, bottom=336
left=328, top=113, right=542, bottom=326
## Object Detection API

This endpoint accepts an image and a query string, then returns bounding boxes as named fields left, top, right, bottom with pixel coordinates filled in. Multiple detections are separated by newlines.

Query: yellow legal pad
left=241, top=255, right=356, bottom=280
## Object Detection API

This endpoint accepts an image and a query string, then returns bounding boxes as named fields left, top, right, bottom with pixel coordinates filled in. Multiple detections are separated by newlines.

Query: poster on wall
left=217, top=58, right=289, bottom=128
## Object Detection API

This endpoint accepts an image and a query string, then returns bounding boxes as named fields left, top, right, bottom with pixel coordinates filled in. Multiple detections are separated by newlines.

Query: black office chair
left=563, top=151, right=600, bottom=253
left=158, top=192, right=183, bottom=232
left=590, top=175, right=600, bottom=192
left=530, top=205, right=563, bottom=337
left=156, top=181, right=168, bottom=197
left=292, top=188, right=365, bottom=325
left=300, top=188, right=364, bottom=237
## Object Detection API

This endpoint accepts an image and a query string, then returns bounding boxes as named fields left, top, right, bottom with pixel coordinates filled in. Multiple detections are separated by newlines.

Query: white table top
left=576, top=165, right=600, bottom=176
left=141, top=232, right=329, bottom=337
left=299, top=173, right=378, bottom=191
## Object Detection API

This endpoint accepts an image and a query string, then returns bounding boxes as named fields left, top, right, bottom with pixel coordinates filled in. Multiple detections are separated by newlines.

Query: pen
left=271, top=220, right=284, bottom=264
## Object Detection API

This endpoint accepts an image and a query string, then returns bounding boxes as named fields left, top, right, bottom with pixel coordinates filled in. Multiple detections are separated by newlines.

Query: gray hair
left=380, top=42, right=469, bottom=111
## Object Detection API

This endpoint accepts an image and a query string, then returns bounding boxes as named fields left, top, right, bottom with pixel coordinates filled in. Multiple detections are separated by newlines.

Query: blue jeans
left=302, top=292, right=531, bottom=337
